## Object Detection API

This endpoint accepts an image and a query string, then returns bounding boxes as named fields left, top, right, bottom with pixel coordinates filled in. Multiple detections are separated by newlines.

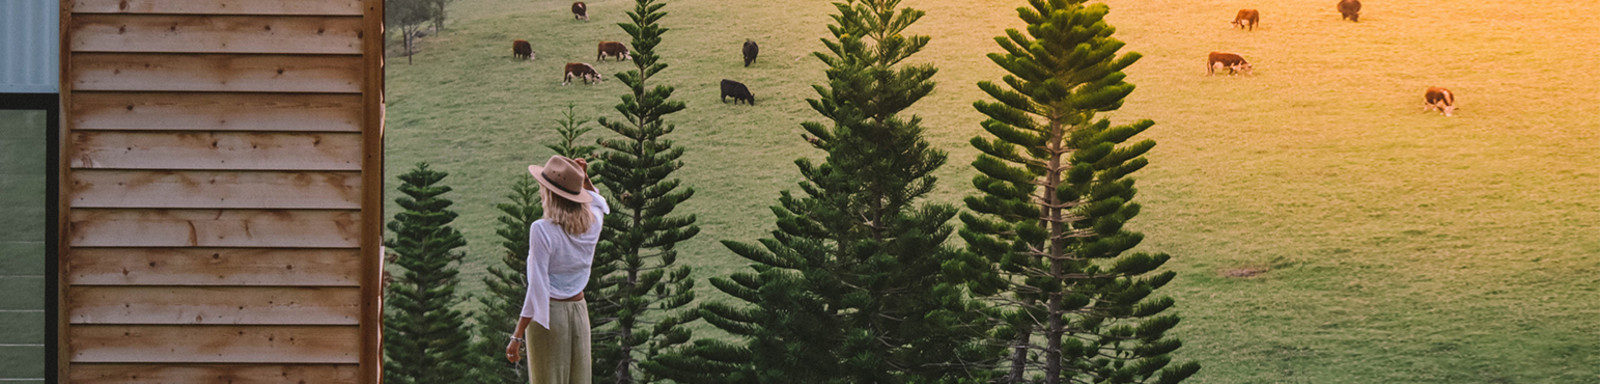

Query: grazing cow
left=1232, top=9, right=1260, bottom=30
left=1338, top=0, right=1361, bottom=22
left=563, top=62, right=602, bottom=85
left=597, top=41, right=631, bottom=62
left=720, top=79, right=755, bottom=105
left=1424, top=87, right=1457, bottom=117
left=572, top=2, right=588, bottom=21
left=743, top=39, right=760, bottom=67
left=512, top=40, right=533, bottom=60
left=1206, top=52, right=1253, bottom=76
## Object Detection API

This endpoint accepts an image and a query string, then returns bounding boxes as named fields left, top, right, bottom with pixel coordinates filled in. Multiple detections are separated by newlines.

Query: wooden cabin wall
left=59, top=0, right=384, bottom=382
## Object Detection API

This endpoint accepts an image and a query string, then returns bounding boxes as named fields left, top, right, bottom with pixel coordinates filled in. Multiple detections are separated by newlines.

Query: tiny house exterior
left=3, top=0, right=387, bottom=382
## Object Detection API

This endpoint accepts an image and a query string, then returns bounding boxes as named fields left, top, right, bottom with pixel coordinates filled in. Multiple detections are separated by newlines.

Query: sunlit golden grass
left=385, top=0, right=1599, bottom=381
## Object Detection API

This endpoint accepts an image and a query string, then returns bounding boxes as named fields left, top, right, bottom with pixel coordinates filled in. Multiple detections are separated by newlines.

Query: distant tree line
left=385, top=0, right=454, bottom=64
left=382, top=0, right=1198, bottom=383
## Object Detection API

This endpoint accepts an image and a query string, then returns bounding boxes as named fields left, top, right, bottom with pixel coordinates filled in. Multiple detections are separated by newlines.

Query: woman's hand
left=573, top=157, right=597, bottom=191
left=506, top=338, right=522, bottom=363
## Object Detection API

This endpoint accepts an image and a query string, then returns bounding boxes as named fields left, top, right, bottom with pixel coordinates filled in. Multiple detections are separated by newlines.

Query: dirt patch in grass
left=1222, top=266, right=1269, bottom=278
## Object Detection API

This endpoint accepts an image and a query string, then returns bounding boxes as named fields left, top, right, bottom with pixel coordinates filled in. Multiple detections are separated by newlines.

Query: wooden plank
left=70, top=325, right=359, bottom=363
left=69, top=131, right=362, bottom=171
left=71, top=363, right=359, bottom=384
left=359, top=0, right=387, bottom=382
left=72, top=15, right=362, bottom=54
left=61, top=1, right=78, bottom=381
left=70, top=170, right=362, bottom=209
left=69, top=287, right=360, bottom=325
left=72, top=0, right=365, bottom=16
left=67, top=248, right=361, bottom=286
left=71, top=53, right=361, bottom=93
left=68, top=209, right=360, bottom=248
left=71, top=92, right=362, bottom=132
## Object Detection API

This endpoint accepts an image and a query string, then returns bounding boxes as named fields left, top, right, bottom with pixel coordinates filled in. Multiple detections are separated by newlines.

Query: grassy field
left=383, top=0, right=1600, bottom=382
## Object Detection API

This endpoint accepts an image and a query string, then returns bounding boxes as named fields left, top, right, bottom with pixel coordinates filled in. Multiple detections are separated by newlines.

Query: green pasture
left=383, top=0, right=1600, bottom=382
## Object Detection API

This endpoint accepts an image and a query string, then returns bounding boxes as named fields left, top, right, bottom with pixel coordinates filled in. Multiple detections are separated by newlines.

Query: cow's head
left=1441, top=104, right=1456, bottom=117
left=1235, top=62, right=1254, bottom=75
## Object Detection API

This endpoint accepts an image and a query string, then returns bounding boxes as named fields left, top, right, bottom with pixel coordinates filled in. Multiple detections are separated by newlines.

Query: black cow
left=720, top=79, right=754, bottom=105
left=512, top=40, right=533, bottom=60
left=743, top=40, right=760, bottom=67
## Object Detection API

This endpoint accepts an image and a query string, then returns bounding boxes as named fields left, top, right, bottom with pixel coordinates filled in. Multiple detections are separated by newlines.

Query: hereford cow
left=563, top=62, right=602, bottom=85
left=720, top=79, right=755, bottom=105
left=1232, top=9, right=1260, bottom=30
left=1424, top=87, right=1456, bottom=117
left=572, top=2, right=588, bottom=21
left=1338, top=0, right=1361, bottom=22
left=512, top=40, right=533, bottom=60
left=743, top=40, right=760, bottom=67
left=1206, top=52, right=1253, bottom=76
left=597, top=41, right=631, bottom=62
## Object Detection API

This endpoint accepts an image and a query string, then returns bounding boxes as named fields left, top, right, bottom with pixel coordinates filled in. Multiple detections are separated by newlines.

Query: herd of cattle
left=511, top=1, right=760, bottom=105
left=1209, top=0, right=1457, bottom=116
left=511, top=0, right=1457, bottom=116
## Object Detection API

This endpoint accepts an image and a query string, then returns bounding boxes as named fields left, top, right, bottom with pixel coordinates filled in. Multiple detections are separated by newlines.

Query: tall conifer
left=589, top=0, right=699, bottom=382
left=384, top=163, right=473, bottom=384
left=663, top=0, right=996, bottom=382
left=958, top=1, right=1199, bottom=382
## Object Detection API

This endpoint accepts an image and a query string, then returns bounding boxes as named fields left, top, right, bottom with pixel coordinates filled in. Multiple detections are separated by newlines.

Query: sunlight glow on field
left=384, top=0, right=1600, bottom=381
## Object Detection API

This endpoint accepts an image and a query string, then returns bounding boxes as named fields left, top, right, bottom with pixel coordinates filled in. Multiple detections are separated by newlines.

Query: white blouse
left=520, top=190, right=609, bottom=329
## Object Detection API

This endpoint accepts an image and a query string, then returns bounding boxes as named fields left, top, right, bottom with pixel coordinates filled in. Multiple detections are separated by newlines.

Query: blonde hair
left=542, top=188, right=595, bottom=235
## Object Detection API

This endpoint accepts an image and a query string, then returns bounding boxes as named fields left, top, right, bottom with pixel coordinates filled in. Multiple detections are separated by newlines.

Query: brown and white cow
left=597, top=41, right=631, bottom=62
left=572, top=2, right=588, bottom=21
left=1207, top=52, right=1253, bottom=76
left=1338, top=0, right=1361, bottom=22
left=1232, top=9, right=1260, bottom=30
left=1424, top=87, right=1456, bottom=117
left=563, top=62, right=602, bottom=85
left=512, top=39, right=533, bottom=60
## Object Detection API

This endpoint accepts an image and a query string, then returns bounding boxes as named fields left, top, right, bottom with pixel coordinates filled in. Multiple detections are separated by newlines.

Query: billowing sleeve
left=589, top=190, right=610, bottom=216
left=520, top=222, right=552, bottom=329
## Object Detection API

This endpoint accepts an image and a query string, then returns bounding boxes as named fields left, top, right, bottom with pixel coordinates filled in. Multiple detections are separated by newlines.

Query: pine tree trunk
left=1043, top=119, right=1066, bottom=384
left=1008, top=302, right=1033, bottom=382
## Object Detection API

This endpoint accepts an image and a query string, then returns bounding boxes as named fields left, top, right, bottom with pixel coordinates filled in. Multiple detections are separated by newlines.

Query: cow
left=597, top=41, right=631, bottom=62
left=1338, top=0, right=1361, bottom=22
left=720, top=79, right=755, bottom=105
left=1424, top=87, right=1457, bottom=117
left=1232, top=9, right=1260, bottom=30
left=563, top=62, right=602, bottom=85
left=743, top=39, right=760, bottom=67
left=512, top=40, right=533, bottom=61
left=572, top=2, right=588, bottom=21
left=1207, top=52, right=1253, bottom=76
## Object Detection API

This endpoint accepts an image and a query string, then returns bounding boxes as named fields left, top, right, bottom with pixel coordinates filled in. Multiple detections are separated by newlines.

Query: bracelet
left=511, top=336, right=525, bottom=344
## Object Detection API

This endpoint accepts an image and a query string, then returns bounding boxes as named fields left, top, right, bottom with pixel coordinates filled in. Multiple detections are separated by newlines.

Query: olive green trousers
left=524, top=299, right=592, bottom=384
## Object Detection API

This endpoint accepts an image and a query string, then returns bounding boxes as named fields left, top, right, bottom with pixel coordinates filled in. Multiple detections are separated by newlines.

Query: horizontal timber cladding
left=69, top=286, right=360, bottom=325
left=71, top=15, right=363, bottom=54
left=71, top=92, right=362, bottom=132
left=68, top=131, right=362, bottom=171
left=69, top=325, right=359, bottom=363
left=70, top=170, right=362, bottom=209
left=71, top=0, right=365, bottom=16
left=70, top=53, right=362, bottom=93
left=69, top=363, right=359, bottom=384
left=61, top=0, right=383, bottom=380
left=66, top=248, right=361, bottom=287
left=67, top=209, right=360, bottom=248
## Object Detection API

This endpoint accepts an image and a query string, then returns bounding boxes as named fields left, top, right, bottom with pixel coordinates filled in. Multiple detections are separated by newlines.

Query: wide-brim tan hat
left=528, top=155, right=593, bottom=203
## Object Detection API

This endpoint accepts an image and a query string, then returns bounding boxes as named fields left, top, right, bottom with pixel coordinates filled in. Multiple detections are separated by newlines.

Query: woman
left=507, top=155, right=608, bottom=384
